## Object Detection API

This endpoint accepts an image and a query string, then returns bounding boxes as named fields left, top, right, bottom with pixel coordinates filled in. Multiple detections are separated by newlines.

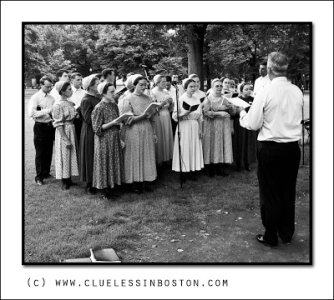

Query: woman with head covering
left=189, top=74, right=206, bottom=104
left=79, top=74, right=100, bottom=194
left=52, top=81, right=79, bottom=189
left=232, top=82, right=258, bottom=171
left=151, top=75, right=174, bottom=168
left=202, top=78, right=233, bottom=177
left=172, top=78, right=204, bottom=181
left=91, top=82, right=124, bottom=199
left=121, top=75, right=158, bottom=193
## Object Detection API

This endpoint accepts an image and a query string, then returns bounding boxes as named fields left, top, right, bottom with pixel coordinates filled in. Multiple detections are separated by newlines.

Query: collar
left=271, top=76, right=288, bottom=83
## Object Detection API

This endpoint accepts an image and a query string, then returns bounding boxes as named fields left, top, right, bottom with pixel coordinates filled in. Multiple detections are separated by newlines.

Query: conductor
left=239, top=52, right=303, bottom=246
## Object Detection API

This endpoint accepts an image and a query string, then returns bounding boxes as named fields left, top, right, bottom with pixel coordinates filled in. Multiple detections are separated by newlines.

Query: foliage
left=24, top=24, right=310, bottom=87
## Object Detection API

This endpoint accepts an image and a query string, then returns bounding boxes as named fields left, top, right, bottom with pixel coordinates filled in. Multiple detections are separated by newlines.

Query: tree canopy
left=24, top=23, right=310, bottom=88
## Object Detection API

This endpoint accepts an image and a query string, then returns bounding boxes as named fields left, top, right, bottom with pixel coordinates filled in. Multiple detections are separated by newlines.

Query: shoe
left=86, top=187, right=97, bottom=194
left=256, top=234, right=278, bottom=247
left=35, top=179, right=44, bottom=186
left=43, top=174, right=53, bottom=179
left=143, top=185, right=153, bottom=193
left=188, top=174, right=198, bottom=181
left=280, top=238, right=292, bottom=245
left=245, top=165, right=251, bottom=172
left=68, top=179, right=77, bottom=186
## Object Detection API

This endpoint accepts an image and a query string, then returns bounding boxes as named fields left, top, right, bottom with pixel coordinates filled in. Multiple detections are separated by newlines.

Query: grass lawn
left=24, top=89, right=311, bottom=264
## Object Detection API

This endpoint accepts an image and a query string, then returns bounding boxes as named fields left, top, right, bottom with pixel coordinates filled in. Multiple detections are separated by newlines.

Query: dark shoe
left=188, top=173, right=198, bottom=181
left=62, top=179, right=70, bottom=190
left=245, top=165, right=251, bottom=172
left=217, top=169, right=228, bottom=177
left=86, top=187, right=97, bottom=194
left=68, top=179, right=77, bottom=186
left=132, top=183, right=143, bottom=194
left=280, top=238, right=292, bottom=245
left=35, top=179, right=44, bottom=186
left=256, top=234, right=278, bottom=247
left=143, top=185, right=153, bottom=193
left=43, top=174, right=53, bottom=179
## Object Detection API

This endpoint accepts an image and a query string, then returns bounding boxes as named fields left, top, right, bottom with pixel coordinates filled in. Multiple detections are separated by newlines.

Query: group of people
left=28, top=51, right=304, bottom=247
left=29, top=68, right=259, bottom=196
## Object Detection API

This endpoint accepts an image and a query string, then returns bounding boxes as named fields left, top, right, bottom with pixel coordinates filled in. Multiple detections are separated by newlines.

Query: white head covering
left=125, top=75, right=135, bottom=90
left=153, top=74, right=163, bottom=85
left=189, top=74, right=199, bottom=79
left=182, top=78, right=194, bottom=89
left=82, top=74, right=99, bottom=90
left=55, top=80, right=67, bottom=94
left=97, top=81, right=109, bottom=95
left=131, top=74, right=144, bottom=86
left=211, top=78, right=222, bottom=86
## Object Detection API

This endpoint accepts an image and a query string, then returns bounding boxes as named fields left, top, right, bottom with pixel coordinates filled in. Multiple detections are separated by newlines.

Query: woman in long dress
left=172, top=78, right=204, bottom=181
left=91, top=82, right=123, bottom=199
left=52, top=81, right=79, bottom=189
left=233, top=82, right=258, bottom=171
left=202, top=78, right=233, bottom=177
left=120, top=75, right=158, bottom=194
left=151, top=75, right=174, bottom=167
left=79, top=74, right=100, bottom=194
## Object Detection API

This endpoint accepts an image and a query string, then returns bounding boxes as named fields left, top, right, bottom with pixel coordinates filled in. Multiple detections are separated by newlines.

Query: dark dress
left=232, top=95, right=258, bottom=169
left=91, top=101, right=123, bottom=189
left=79, top=93, right=100, bottom=184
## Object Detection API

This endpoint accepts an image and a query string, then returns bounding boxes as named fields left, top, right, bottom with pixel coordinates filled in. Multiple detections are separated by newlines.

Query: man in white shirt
left=28, top=76, right=56, bottom=185
left=253, top=61, right=271, bottom=96
left=49, top=69, right=70, bottom=102
left=68, top=72, right=85, bottom=143
left=239, top=52, right=303, bottom=247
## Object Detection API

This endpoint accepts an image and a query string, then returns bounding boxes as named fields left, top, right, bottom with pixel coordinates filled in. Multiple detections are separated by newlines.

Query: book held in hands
left=182, top=101, right=199, bottom=112
left=114, top=112, right=133, bottom=124
left=143, top=102, right=161, bottom=115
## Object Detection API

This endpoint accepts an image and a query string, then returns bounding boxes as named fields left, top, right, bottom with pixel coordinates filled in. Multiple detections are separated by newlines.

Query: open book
left=143, top=102, right=161, bottom=115
left=114, top=112, right=133, bottom=123
left=226, top=97, right=250, bottom=109
left=183, top=102, right=200, bottom=112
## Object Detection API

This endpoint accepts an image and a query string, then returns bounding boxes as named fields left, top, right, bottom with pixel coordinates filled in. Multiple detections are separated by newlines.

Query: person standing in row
left=189, top=74, right=206, bottom=103
left=50, top=69, right=70, bottom=102
left=253, top=61, right=271, bottom=97
left=52, top=81, right=79, bottom=190
left=68, top=72, right=85, bottom=144
left=80, top=74, right=100, bottom=194
left=172, top=78, right=204, bottom=182
left=91, top=82, right=123, bottom=199
left=165, top=75, right=178, bottom=136
left=28, top=76, right=55, bottom=185
left=151, top=75, right=174, bottom=168
left=232, top=82, right=258, bottom=172
left=202, top=78, right=233, bottom=177
left=120, top=75, right=158, bottom=194
left=239, top=52, right=303, bottom=246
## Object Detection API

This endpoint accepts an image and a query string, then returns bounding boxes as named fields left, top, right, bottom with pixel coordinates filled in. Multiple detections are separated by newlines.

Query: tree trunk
left=187, top=24, right=207, bottom=89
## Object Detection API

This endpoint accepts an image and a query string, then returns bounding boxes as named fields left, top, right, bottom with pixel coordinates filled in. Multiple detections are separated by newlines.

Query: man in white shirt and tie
left=28, top=76, right=56, bottom=185
left=239, top=52, right=303, bottom=247
left=253, top=61, right=271, bottom=96
left=68, top=72, right=85, bottom=144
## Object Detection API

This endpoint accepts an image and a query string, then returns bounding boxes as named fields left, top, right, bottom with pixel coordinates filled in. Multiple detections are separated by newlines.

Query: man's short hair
left=267, top=52, right=289, bottom=75
left=56, top=69, right=69, bottom=79
left=39, top=76, right=53, bottom=85
left=260, top=61, right=267, bottom=67
left=70, top=72, right=82, bottom=80
left=102, top=68, right=115, bottom=79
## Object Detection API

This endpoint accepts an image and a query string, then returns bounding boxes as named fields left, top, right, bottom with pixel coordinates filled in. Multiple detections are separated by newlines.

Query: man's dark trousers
left=33, top=122, right=55, bottom=181
left=257, top=141, right=301, bottom=245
